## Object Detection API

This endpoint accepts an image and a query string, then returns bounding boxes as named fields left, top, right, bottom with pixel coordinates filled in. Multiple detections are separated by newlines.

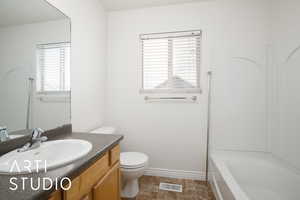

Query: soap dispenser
left=0, top=127, right=9, bottom=142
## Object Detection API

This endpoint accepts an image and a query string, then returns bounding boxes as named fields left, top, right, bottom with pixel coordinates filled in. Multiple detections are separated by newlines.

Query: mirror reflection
left=0, top=0, right=71, bottom=142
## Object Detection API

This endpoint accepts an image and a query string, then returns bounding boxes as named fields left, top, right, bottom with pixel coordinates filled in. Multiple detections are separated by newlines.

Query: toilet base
left=121, top=179, right=139, bottom=198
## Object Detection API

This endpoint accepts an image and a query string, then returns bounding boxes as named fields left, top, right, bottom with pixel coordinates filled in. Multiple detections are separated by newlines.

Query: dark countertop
left=0, top=131, right=123, bottom=200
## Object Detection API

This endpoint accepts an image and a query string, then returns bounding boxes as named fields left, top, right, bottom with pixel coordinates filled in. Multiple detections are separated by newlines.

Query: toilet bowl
left=90, top=127, right=149, bottom=198
left=120, top=152, right=148, bottom=198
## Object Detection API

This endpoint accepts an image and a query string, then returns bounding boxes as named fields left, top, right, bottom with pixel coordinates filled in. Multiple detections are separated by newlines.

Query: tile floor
left=122, top=176, right=215, bottom=200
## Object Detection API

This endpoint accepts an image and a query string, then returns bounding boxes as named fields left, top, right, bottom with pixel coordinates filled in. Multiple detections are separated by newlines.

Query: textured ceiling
left=0, top=0, right=67, bottom=28
left=99, top=0, right=206, bottom=11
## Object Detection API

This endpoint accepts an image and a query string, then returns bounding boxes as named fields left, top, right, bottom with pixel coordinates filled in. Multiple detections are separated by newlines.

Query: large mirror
left=0, top=0, right=71, bottom=141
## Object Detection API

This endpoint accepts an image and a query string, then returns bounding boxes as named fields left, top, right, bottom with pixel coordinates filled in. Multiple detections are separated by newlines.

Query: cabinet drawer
left=109, top=145, right=120, bottom=166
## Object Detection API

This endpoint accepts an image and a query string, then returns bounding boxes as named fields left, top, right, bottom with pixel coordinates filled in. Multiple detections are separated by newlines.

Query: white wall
left=106, top=2, right=216, bottom=175
left=105, top=0, right=270, bottom=176
left=0, top=19, right=71, bottom=132
left=46, top=0, right=107, bottom=132
left=269, top=0, right=300, bottom=170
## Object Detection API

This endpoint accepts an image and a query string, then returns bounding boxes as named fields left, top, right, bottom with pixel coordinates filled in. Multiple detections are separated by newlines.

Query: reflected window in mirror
left=0, top=0, right=71, bottom=141
left=36, top=42, right=71, bottom=94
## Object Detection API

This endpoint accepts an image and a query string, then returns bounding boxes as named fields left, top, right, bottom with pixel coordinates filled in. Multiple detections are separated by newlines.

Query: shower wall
left=269, top=0, right=300, bottom=170
left=211, top=0, right=270, bottom=151
left=211, top=1, right=300, bottom=172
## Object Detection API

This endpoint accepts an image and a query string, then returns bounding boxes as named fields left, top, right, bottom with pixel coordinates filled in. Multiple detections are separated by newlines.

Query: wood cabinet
left=48, top=145, right=121, bottom=200
left=48, top=190, right=62, bottom=200
left=80, top=193, right=93, bottom=200
left=93, top=163, right=120, bottom=200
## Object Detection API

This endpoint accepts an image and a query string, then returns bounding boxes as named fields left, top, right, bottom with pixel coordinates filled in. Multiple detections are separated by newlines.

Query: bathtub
left=209, top=151, right=300, bottom=200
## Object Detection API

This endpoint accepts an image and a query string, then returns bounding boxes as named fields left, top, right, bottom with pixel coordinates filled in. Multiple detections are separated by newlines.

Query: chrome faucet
left=18, top=128, right=47, bottom=152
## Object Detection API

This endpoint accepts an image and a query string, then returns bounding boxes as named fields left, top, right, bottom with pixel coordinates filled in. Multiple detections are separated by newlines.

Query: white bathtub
left=209, top=151, right=300, bottom=200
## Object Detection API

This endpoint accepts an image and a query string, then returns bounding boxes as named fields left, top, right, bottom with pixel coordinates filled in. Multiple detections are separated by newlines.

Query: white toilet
left=90, top=127, right=149, bottom=198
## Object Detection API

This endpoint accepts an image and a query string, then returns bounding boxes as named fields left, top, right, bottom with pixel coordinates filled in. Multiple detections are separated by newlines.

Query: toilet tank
left=90, top=127, right=116, bottom=134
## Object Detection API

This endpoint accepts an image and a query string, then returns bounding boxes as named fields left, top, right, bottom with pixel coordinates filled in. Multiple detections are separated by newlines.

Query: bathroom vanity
left=50, top=145, right=121, bottom=200
left=0, top=128, right=123, bottom=200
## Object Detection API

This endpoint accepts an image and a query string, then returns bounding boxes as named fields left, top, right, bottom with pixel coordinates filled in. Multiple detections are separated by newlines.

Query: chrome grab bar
left=144, top=96, right=197, bottom=101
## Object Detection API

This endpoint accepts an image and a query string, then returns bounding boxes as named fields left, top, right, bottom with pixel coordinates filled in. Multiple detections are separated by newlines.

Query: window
left=140, top=30, right=201, bottom=93
left=36, top=42, right=70, bottom=93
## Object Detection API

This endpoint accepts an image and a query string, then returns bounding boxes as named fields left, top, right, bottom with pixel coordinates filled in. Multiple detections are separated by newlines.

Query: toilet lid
left=120, top=152, right=148, bottom=169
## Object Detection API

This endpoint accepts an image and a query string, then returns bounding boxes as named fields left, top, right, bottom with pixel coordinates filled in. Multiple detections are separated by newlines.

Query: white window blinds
left=36, top=43, right=71, bottom=93
left=141, top=30, right=201, bottom=93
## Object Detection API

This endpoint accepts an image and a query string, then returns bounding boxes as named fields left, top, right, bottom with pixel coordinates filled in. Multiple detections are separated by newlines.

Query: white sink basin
left=0, top=139, right=92, bottom=174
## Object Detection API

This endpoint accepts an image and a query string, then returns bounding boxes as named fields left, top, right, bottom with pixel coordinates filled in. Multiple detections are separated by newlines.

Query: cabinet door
left=81, top=192, right=93, bottom=200
left=93, top=163, right=120, bottom=200
left=48, top=190, right=62, bottom=200
left=64, top=176, right=81, bottom=200
left=64, top=153, right=110, bottom=200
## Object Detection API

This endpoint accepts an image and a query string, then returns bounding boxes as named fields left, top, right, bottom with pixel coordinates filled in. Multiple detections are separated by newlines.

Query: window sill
left=139, top=88, right=202, bottom=94
left=36, top=91, right=70, bottom=95
left=36, top=91, right=70, bottom=103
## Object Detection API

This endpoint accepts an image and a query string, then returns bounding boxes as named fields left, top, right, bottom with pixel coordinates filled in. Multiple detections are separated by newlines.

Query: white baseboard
left=144, top=168, right=205, bottom=181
